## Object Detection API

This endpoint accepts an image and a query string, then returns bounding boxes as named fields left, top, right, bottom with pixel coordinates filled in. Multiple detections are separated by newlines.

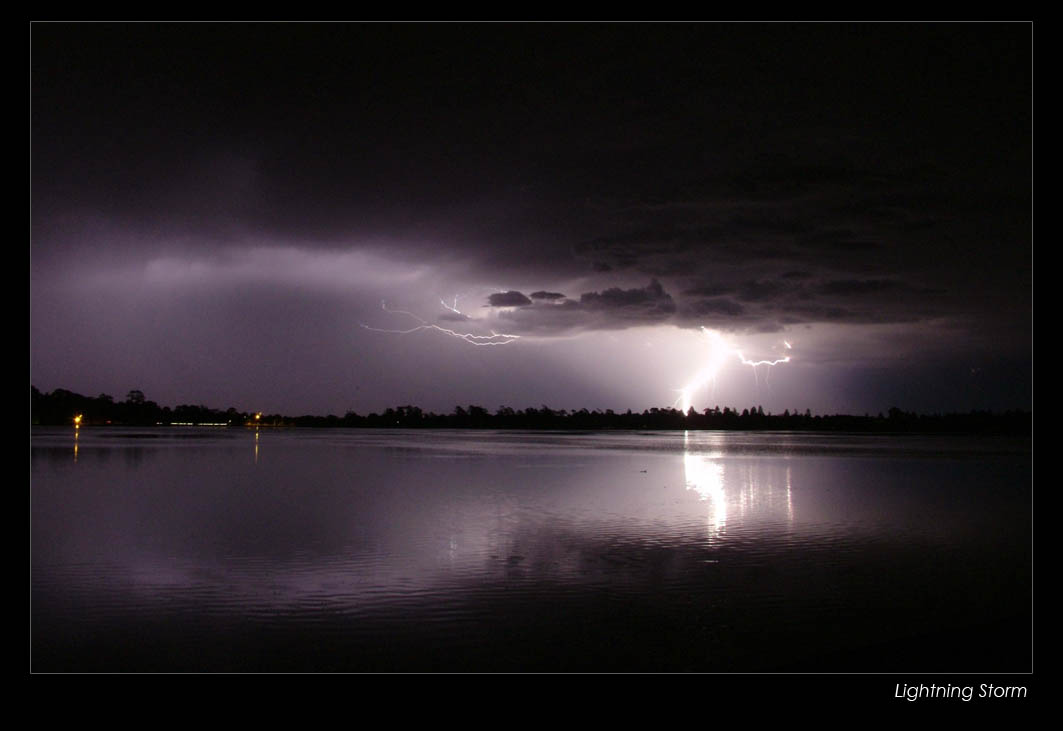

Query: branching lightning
left=674, top=328, right=792, bottom=411
left=734, top=351, right=792, bottom=368
left=361, top=301, right=521, bottom=346
left=440, top=296, right=463, bottom=316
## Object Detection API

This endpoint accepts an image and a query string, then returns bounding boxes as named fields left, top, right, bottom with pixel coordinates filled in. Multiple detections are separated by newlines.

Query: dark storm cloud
left=34, top=26, right=1028, bottom=331
left=736, top=280, right=792, bottom=303
left=578, top=279, right=675, bottom=315
left=494, top=280, right=677, bottom=335
left=818, top=280, right=912, bottom=296
left=32, top=24, right=1030, bottom=412
left=487, top=291, right=533, bottom=308
left=682, top=283, right=735, bottom=298
left=681, top=298, right=746, bottom=317
left=567, top=154, right=1026, bottom=330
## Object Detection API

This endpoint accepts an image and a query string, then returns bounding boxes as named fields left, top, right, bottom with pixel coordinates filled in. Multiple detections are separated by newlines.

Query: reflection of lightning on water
left=683, top=431, right=726, bottom=538
left=675, top=328, right=791, bottom=411
left=682, top=431, right=794, bottom=540
left=361, top=301, right=521, bottom=346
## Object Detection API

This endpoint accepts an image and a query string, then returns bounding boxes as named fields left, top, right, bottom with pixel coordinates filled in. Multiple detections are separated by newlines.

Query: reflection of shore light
left=73, top=414, right=82, bottom=462
left=683, top=431, right=727, bottom=537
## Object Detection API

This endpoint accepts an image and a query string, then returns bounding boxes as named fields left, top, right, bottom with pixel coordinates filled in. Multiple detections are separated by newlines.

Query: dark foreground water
left=31, top=428, right=1030, bottom=672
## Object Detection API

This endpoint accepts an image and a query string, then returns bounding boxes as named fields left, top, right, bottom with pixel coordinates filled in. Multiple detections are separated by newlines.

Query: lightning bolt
left=674, top=328, right=791, bottom=411
left=734, top=352, right=792, bottom=368
left=361, top=301, right=521, bottom=346
left=440, top=296, right=463, bottom=316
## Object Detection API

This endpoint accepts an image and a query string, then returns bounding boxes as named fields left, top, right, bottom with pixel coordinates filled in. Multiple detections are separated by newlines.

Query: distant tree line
left=31, top=387, right=247, bottom=427
left=31, top=386, right=1030, bottom=435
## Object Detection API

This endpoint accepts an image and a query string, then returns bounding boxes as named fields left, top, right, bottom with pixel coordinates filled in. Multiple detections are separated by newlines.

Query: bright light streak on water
left=32, top=427, right=1030, bottom=672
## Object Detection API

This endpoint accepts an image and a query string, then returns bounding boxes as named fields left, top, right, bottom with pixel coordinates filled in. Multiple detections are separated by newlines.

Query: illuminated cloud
left=137, top=247, right=429, bottom=291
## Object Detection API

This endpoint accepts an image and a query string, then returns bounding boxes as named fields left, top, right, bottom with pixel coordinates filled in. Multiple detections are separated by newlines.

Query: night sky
left=31, top=23, right=1031, bottom=416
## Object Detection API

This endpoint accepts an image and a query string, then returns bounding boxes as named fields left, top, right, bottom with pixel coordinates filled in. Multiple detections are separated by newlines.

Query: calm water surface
left=32, top=428, right=1031, bottom=672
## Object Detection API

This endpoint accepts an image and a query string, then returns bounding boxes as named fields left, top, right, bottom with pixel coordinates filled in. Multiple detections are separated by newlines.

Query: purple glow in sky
left=32, top=24, right=1030, bottom=415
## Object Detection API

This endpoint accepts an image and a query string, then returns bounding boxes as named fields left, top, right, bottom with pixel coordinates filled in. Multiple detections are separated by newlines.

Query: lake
left=31, top=427, right=1031, bottom=672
